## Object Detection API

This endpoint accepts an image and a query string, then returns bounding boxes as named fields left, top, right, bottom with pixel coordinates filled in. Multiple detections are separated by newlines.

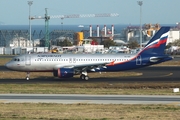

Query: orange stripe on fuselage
left=106, top=56, right=137, bottom=66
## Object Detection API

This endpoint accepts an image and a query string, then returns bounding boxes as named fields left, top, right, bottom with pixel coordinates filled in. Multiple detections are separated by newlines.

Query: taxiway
left=0, top=94, right=180, bottom=104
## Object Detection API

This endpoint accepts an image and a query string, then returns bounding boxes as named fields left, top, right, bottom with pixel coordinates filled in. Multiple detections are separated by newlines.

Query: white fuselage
left=5, top=53, right=137, bottom=72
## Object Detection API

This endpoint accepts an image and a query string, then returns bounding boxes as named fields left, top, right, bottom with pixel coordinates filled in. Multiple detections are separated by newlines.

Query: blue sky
left=0, top=0, right=179, bottom=25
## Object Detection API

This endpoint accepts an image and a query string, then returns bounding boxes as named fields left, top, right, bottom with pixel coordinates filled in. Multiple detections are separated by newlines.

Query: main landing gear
left=26, top=72, right=30, bottom=80
left=80, top=71, right=89, bottom=80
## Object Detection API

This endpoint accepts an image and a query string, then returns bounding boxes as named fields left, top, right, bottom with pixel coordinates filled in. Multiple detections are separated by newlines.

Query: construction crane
left=30, top=8, right=50, bottom=47
left=30, top=8, right=119, bottom=48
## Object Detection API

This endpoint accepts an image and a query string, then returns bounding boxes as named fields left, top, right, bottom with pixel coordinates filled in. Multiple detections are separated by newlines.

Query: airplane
left=5, top=27, right=173, bottom=80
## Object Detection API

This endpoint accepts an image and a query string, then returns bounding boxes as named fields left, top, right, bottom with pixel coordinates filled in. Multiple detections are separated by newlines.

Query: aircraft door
left=69, top=58, right=76, bottom=63
left=73, top=58, right=76, bottom=63
left=69, top=58, right=72, bottom=63
left=25, top=56, right=31, bottom=66
left=136, top=55, right=141, bottom=65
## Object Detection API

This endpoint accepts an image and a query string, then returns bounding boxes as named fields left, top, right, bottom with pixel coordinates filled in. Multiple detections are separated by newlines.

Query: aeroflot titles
left=37, top=54, right=132, bottom=58
left=37, top=55, right=61, bottom=57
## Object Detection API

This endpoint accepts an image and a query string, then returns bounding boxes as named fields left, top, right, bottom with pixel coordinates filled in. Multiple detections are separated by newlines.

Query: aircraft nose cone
left=5, top=62, right=10, bottom=69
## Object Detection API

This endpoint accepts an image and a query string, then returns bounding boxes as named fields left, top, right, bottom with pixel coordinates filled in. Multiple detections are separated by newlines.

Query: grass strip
left=0, top=83, right=180, bottom=95
left=0, top=103, right=180, bottom=120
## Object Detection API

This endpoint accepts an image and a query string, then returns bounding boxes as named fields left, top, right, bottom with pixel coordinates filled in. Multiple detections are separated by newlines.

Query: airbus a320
left=5, top=27, right=173, bottom=80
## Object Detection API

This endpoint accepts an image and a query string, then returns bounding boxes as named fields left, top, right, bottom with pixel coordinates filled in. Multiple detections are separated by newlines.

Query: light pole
left=176, top=22, right=180, bottom=39
left=137, top=1, right=143, bottom=49
left=61, top=17, right=64, bottom=30
left=28, top=1, right=33, bottom=47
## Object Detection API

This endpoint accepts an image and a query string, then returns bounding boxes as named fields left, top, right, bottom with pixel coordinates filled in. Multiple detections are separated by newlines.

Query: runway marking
left=137, top=72, right=174, bottom=78
left=159, top=73, right=173, bottom=77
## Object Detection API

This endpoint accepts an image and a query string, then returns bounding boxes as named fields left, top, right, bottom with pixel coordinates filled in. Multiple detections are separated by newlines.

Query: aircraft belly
left=33, top=67, right=53, bottom=71
left=24, top=64, right=54, bottom=72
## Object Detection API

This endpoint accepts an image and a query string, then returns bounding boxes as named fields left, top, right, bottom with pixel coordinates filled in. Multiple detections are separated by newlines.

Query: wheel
left=80, top=74, right=85, bottom=80
left=80, top=74, right=89, bottom=80
left=84, top=75, right=89, bottom=80
left=26, top=77, right=29, bottom=80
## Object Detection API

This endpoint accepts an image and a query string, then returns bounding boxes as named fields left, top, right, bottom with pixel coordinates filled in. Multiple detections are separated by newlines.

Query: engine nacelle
left=53, top=68, right=74, bottom=78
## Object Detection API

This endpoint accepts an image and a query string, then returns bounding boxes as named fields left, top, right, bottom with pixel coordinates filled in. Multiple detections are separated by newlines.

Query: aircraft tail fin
left=140, top=27, right=170, bottom=55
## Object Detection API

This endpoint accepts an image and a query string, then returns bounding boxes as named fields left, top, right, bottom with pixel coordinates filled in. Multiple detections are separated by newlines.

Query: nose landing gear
left=26, top=72, right=30, bottom=80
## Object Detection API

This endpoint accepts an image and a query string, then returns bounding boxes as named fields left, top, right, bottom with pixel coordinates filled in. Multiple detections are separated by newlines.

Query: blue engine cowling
left=53, top=68, right=74, bottom=78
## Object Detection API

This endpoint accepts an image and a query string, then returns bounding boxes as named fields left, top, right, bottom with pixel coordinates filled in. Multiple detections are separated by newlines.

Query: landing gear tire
left=26, top=77, right=29, bottom=81
left=84, top=75, right=89, bottom=80
left=80, top=74, right=85, bottom=80
left=80, top=74, right=89, bottom=80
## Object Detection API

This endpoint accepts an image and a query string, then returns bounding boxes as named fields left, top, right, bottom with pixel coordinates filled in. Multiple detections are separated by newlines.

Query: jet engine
left=53, top=68, right=74, bottom=78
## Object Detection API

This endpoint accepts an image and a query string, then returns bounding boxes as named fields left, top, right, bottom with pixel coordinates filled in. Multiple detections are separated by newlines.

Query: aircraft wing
left=73, top=62, right=108, bottom=72
left=53, top=62, right=110, bottom=73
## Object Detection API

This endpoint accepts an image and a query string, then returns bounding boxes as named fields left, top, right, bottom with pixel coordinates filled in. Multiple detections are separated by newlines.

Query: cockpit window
left=13, top=58, right=20, bottom=61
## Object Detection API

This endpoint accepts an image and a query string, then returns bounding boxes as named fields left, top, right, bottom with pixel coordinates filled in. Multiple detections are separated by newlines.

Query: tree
left=166, top=39, right=180, bottom=49
left=128, top=40, right=139, bottom=49
left=171, top=39, right=180, bottom=46
left=57, top=38, right=72, bottom=47
left=101, top=39, right=117, bottom=48
left=166, top=42, right=172, bottom=49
